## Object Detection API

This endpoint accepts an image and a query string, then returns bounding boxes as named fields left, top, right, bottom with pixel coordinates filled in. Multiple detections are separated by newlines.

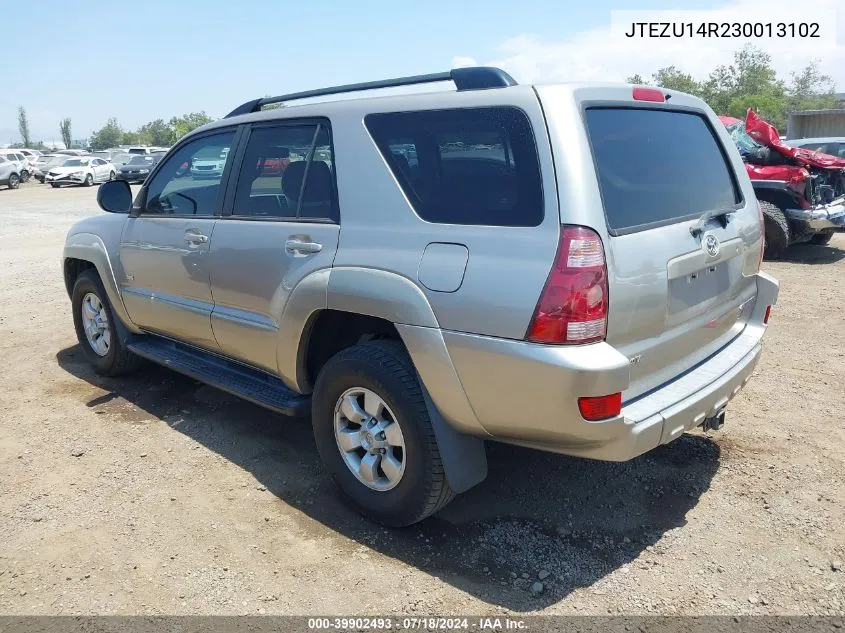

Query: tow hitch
left=702, top=409, right=726, bottom=431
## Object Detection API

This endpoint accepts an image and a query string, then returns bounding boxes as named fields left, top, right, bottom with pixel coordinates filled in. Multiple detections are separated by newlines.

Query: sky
left=2, top=0, right=843, bottom=145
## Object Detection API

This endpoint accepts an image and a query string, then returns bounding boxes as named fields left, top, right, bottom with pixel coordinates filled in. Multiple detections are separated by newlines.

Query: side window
left=144, top=131, right=235, bottom=217
left=365, top=107, right=543, bottom=226
left=232, top=122, right=336, bottom=221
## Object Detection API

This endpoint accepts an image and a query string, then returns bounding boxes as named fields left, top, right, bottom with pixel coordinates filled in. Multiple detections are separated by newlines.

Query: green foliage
left=629, top=45, right=838, bottom=133
left=90, top=117, right=123, bottom=150
left=138, top=119, right=174, bottom=146
left=18, top=107, right=31, bottom=147
left=59, top=118, right=72, bottom=150
left=120, top=131, right=141, bottom=145
left=168, top=112, right=214, bottom=142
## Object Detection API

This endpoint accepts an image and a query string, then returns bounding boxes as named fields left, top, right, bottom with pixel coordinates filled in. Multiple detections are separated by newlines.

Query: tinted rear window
left=585, top=108, right=740, bottom=233
left=365, top=107, right=543, bottom=226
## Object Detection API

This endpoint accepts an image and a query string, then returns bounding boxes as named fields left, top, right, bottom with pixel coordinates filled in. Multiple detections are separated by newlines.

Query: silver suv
left=63, top=68, right=779, bottom=526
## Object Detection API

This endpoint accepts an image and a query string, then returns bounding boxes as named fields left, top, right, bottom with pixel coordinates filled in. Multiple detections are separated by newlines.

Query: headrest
left=282, top=160, right=332, bottom=202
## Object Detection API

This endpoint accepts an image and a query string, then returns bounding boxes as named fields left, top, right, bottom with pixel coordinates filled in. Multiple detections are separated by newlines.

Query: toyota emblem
left=703, top=233, right=720, bottom=258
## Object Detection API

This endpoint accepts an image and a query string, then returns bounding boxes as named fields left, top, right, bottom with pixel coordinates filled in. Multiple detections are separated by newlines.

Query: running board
left=127, top=338, right=310, bottom=417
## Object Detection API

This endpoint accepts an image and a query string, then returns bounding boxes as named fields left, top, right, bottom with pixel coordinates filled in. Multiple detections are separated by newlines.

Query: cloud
left=454, top=0, right=845, bottom=89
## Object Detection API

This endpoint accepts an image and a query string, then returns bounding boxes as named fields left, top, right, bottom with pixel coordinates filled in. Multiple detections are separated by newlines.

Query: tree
left=121, top=131, right=141, bottom=145
left=168, top=112, right=213, bottom=141
left=651, top=66, right=702, bottom=96
left=626, top=74, right=646, bottom=85
left=787, top=61, right=837, bottom=113
left=60, top=118, right=72, bottom=150
left=18, top=107, right=31, bottom=147
left=138, top=118, right=174, bottom=146
left=90, top=117, right=123, bottom=150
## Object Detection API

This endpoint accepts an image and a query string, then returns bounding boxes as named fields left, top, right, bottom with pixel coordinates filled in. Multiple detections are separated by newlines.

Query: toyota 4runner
left=63, top=68, right=779, bottom=526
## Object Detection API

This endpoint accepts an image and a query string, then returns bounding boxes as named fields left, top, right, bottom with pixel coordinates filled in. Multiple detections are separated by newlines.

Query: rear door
left=207, top=119, right=340, bottom=374
left=539, top=86, right=763, bottom=400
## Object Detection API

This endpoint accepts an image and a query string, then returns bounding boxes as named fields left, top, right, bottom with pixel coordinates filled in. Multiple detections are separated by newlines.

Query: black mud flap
left=420, top=383, right=488, bottom=494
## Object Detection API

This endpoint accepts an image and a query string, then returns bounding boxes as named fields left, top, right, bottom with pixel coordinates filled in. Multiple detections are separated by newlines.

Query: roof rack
left=225, top=66, right=517, bottom=118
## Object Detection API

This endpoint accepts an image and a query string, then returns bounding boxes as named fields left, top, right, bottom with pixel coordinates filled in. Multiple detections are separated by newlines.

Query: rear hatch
left=538, top=85, right=763, bottom=401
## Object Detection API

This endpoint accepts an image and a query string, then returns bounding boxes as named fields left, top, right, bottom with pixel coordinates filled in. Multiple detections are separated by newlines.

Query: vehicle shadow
left=56, top=344, right=721, bottom=611
left=780, top=241, right=845, bottom=264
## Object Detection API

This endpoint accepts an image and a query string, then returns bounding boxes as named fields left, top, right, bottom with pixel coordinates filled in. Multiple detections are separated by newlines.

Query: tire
left=7, top=173, right=19, bottom=189
left=71, top=269, right=141, bottom=376
left=108, top=170, right=115, bottom=181
left=84, top=173, right=94, bottom=187
left=50, top=183, right=60, bottom=188
left=760, top=200, right=790, bottom=259
left=20, top=170, right=30, bottom=183
left=312, top=340, right=455, bottom=527
left=810, top=231, right=834, bottom=246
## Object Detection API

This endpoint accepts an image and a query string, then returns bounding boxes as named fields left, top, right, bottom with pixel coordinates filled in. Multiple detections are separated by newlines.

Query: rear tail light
left=757, top=200, right=765, bottom=271
left=764, top=305, right=772, bottom=324
left=578, top=393, right=622, bottom=421
left=632, top=87, right=665, bottom=102
left=526, top=226, right=609, bottom=344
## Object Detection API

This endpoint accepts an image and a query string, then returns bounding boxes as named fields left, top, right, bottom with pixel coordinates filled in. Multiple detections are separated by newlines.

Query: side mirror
left=97, top=179, right=132, bottom=214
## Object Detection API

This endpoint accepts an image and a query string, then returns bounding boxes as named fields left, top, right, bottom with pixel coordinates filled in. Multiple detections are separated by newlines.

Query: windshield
left=127, top=155, right=156, bottom=165
left=194, top=147, right=228, bottom=161
left=724, top=122, right=762, bottom=154
left=585, top=108, right=740, bottom=233
left=63, top=159, right=88, bottom=167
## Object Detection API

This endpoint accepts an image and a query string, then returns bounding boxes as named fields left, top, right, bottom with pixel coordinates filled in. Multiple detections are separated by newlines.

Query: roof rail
left=225, top=66, right=517, bottom=118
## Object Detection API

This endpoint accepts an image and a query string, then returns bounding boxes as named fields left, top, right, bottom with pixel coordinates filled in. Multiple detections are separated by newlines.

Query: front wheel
left=50, top=183, right=60, bottom=188
left=7, top=173, right=20, bottom=189
left=84, top=173, right=94, bottom=187
left=71, top=269, right=141, bottom=376
left=20, top=170, right=30, bottom=183
left=760, top=200, right=790, bottom=259
left=810, top=231, right=834, bottom=246
left=312, top=341, right=454, bottom=526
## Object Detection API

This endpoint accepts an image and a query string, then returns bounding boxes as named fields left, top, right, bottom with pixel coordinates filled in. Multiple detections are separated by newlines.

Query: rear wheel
left=312, top=340, right=454, bottom=526
left=7, top=173, right=19, bottom=189
left=810, top=231, right=834, bottom=246
left=760, top=200, right=790, bottom=259
left=71, top=269, right=141, bottom=376
left=108, top=170, right=115, bottom=181
left=50, top=183, right=60, bottom=188
left=84, top=173, right=94, bottom=187
left=20, top=170, right=30, bottom=183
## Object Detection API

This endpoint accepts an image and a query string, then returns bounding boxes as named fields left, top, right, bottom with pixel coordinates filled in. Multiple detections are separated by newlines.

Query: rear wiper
left=689, top=208, right=735, bottom=237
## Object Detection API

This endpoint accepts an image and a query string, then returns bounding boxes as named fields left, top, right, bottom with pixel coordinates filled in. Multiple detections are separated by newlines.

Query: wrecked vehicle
left=720, top=109, right=845, bottom=257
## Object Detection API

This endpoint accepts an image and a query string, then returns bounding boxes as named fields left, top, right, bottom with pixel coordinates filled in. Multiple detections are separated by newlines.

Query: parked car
left=783, top=137, right=845, bottom=160
left=33, top=154, right=71, bottom=183
left=116, top=154, right=163, bottom=183
left=720, top=110, right=845, bottom=256
left=0, top=155, right=21, bottom=189
left=19, top=149, right=43, bottom=173
left=108, top=152, right=133, bottom=169
left=55, top=149, right=89, bottom=156
left=45, top=156, right=115, bottom=187
left=0, top=150, right=30, bottom=182
left=63, top=69, right=778, bottom=526
left=190, top=146, right=229, bottom=179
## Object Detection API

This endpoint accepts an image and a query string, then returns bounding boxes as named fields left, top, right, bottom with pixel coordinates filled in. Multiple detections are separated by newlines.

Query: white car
left=45, top=156, right=116, bottom=188
left=0, top=150, right=30, bottom=182
left=0, top=155, right=22, bottom=189
left=19, top=149, right=43, bottom=173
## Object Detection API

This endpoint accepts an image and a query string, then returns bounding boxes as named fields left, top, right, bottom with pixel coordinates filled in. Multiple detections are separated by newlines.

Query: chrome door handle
left=285, top=239, right=322, bottom=255
left=184, top=232, right=209, bottom=245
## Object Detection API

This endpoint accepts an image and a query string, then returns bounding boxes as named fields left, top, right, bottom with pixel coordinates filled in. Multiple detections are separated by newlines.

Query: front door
left=207, top=121, right=339, bottom=373
left=119, top=128, right=238, bottom=351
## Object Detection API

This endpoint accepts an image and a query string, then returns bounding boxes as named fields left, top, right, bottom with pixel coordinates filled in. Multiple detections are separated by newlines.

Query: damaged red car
left=720, top=109, right=845, bottom=257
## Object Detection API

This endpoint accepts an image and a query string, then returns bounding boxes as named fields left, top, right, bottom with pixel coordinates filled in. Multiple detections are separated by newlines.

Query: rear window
left=365, top=107, right=543, bottom=226
left=585, top=108, right=741, bottom=234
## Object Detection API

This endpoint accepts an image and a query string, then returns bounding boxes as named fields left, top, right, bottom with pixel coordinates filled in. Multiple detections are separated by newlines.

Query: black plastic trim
left=225, top=67, right=517, bottom=118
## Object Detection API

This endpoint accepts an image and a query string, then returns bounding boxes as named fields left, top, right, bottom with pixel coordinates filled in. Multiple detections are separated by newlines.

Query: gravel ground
left=0, top=182, right=843, bottom=616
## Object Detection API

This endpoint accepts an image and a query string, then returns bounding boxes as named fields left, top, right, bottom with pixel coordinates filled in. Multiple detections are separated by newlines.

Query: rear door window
left=585, top=108, right=741, bottom=234
left=365, top=107, right=543, bottom=227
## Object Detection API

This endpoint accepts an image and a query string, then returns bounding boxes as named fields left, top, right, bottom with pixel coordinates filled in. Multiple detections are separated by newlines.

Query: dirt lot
left=0, top=182, right=843, bottom=616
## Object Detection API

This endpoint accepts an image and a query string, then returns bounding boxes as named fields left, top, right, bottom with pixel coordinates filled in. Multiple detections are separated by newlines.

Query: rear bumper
left=442, top=272, right=779, bottom=461
left=784, top=198, right=845, bottom=232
